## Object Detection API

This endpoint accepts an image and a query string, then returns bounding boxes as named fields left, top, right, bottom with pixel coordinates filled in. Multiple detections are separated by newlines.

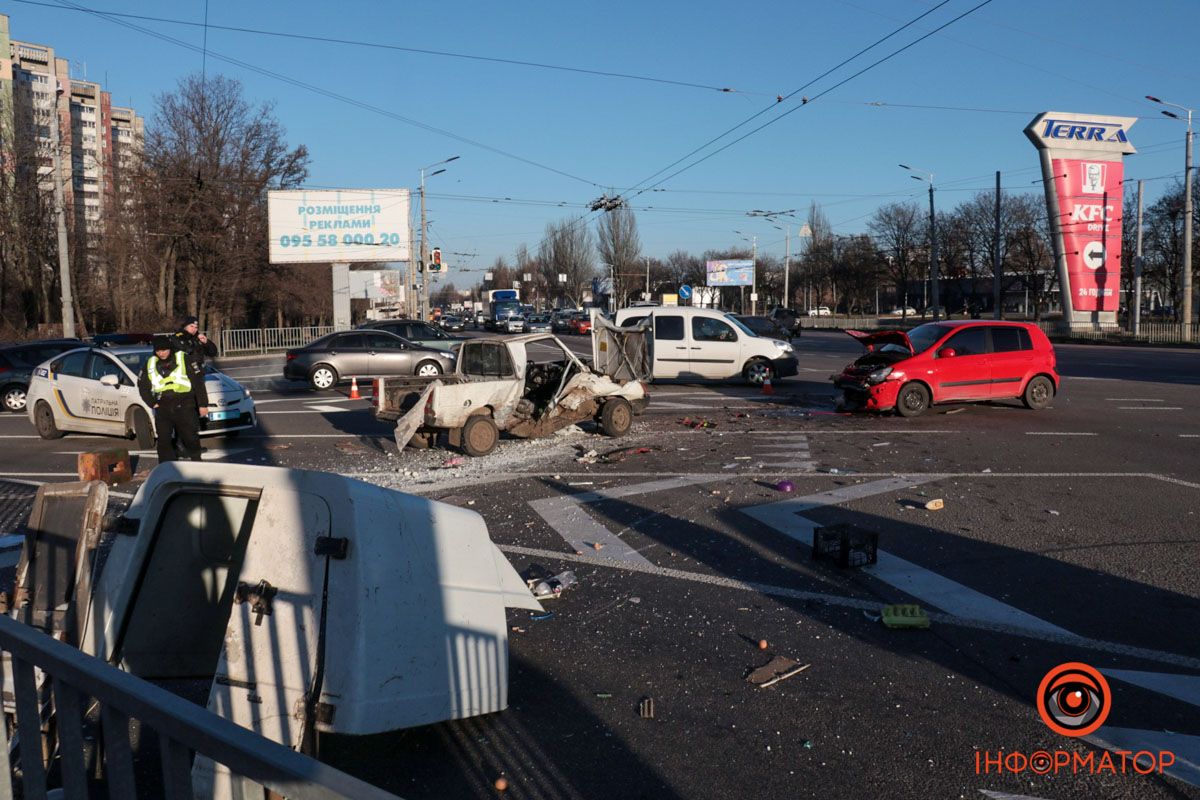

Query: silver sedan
left=284, top=329, right=457, bottom=390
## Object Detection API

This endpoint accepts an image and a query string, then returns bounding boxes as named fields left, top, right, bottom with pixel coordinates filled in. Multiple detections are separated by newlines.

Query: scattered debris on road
left=924, top=498, right=945, bottom=511
left=881, top=604, right=931, bottom=629
left=746, top=655, right=811, bottom=688
left=775, top=480, right=796, bottom=493
left=639, top=697, right=656, bottom=719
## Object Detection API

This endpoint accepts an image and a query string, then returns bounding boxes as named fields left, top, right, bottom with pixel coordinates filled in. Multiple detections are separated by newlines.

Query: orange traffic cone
left=761, top=375, right=774, bottom=395
left=349, top=376, right=361, bottom=400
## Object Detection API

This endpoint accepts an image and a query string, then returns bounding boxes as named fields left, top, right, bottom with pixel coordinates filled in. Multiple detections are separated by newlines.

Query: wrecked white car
left=6, top=463, right=541, bottom=798
left=377, top=320, right=650, bottom=456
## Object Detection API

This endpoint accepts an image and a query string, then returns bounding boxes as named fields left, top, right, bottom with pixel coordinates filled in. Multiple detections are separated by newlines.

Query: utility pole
left=419, top=169, right=429, bottom=321
left=49, top=80, right=75, bottom=338
left=900, top=165, right=939, bottom=320
left=784, top=227, right=790, bottom=312
left=645, top=256, right=650, bottom=300
left=1146, top=96, right=1193, bottom=339
left=751, top=235, right=758, bottom=315
left=1186, top=114, right=1194, bottom=340
left=993, top=171, right=1002, bottom=319
left=1134, top=180, right=1145, bottom=336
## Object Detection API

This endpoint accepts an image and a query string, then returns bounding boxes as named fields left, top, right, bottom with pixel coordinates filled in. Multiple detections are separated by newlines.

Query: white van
left=612, top=306, right=797, bottom=385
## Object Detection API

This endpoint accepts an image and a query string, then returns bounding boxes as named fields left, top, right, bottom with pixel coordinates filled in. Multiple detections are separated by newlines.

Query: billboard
left=706, top=259, right=754, bottom=287
left=268, top=189, right=411, bottom=264
left=1025, top=112, right=1136, bottom=322
left=348, top=269, right=405, bottom=302
left=1051, top=159, right=1123, bottom=312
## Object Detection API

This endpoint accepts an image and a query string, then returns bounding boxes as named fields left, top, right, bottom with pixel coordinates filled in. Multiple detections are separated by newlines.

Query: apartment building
left=2, top=12, right=142, bottom=252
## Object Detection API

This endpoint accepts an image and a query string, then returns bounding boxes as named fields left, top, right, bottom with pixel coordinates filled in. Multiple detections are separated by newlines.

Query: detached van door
left=591, top=315, right=650, bottom=382
left=192, top=486, right=332, bottom=798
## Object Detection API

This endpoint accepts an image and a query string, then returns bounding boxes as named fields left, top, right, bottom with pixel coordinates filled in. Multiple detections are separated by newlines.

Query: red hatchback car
left=833, top=321, right=1059, bottom=417
left=568, top=314, right=592, bottom=335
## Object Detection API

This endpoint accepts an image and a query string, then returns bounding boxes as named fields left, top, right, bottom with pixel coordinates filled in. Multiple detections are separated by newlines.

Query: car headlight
left=777, top=341, right=794, bottom=354
left=867, top=366, right=893, bottom=384
left=243, top=388, right=252, bottom=398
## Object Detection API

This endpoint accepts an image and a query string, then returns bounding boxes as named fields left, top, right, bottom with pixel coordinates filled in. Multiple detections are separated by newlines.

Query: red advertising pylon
left=761, top=375, right=774, bottom=396
left=349, top=376, right=361, bottom=400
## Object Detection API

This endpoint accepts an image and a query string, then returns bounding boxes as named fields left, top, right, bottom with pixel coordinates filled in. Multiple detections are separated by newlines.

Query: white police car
left=26, top=345, right=257, bottom=447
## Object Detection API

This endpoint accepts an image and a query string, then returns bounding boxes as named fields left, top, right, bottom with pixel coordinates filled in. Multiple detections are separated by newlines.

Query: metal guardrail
left=1036, top=320, right=1200, bottom=345
left=0, top=614, right=400, bottom=800
left=219, top=326, right=336, bottom=356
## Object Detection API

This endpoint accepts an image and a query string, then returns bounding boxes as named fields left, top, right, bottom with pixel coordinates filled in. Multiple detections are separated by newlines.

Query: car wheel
left=130, top=407, right=155, bottom=449
left=309, top=364, right=338, bottom=391
left=415, top=360, right=442, bottom=377
left=895, top=382, right=930, bottom=418
left=598, top=397, right=633, bottom=437
left=743, top=358, right=772, bottom=386
left=461, top=414, right=499, bottom=457
left=2, top=385, right=26, bottom=412
left=1022, top=375, right=1054, bottom=410
left=34, top=401, right=65, bottom=440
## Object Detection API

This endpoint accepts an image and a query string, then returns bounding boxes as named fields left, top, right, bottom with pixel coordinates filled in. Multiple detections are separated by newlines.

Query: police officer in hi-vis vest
left=137, top=335, right=209, bottom=462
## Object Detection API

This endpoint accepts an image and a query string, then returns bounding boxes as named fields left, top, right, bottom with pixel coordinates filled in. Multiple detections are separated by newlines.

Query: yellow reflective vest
left=145, top=352, right=192, bottom=395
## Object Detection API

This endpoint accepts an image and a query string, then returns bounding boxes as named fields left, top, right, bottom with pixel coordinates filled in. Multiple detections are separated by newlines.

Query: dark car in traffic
left=357, top=319, right=466, bottom=351
left=734, top=315, right=793, bottom=341
left=285, top=330, right=457, bottom=390
left=0, top=338, right=85, bottom=412
left=439, top=315, right=465, bottom=332
left=833, top=321, right=1058, bottom=417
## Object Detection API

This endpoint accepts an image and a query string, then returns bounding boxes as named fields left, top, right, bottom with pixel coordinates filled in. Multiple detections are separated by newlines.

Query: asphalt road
left=1, top=330, right=1197, bottom=799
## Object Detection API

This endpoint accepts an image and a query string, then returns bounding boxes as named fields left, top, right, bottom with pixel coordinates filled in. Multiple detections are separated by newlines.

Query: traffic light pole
left=419, top=168, right=429, bottom=321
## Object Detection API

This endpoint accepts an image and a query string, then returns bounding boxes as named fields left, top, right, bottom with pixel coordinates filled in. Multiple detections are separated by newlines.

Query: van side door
left=688, top=316, right=741, bottom=380
left=651, top=314, right=687, bottom=378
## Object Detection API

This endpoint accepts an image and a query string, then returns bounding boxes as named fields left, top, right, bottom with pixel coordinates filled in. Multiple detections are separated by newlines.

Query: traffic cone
left=761, top=375, right=774, bottom=396
left=349, top=376, right=361, bottom=400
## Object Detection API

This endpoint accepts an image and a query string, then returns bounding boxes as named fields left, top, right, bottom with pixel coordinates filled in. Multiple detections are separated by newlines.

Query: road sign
left=679, top=284, right=693, bottom=300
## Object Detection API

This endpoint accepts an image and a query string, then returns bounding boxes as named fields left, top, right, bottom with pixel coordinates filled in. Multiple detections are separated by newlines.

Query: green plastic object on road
left=881, top=604, right=931, bottom=629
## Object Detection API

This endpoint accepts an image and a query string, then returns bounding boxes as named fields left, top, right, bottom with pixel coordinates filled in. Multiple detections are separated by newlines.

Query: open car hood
left=843, top=329, right=913, bottom=355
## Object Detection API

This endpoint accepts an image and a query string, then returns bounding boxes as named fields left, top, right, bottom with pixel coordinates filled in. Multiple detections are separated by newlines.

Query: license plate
left=209, top=410, right=235, bottom=421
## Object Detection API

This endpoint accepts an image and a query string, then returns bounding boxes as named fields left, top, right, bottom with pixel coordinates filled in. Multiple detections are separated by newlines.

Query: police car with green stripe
left=26, top=345, right=257, bottom=447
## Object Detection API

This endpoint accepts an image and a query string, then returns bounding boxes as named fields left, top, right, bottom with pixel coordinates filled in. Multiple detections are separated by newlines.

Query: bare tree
left=596, top=207, right=641, bottom=308
left=538, top=217, right=595, bottom=308
left=869, top=202, right=923, bottom=316
left=1007, top=194, right=1054, bottom=319
left=139, top=74, right=308, bottom=331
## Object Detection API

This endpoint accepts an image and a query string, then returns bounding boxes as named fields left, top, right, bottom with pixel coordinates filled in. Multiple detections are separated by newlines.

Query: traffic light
left=431, top=248, right=442, bottom=269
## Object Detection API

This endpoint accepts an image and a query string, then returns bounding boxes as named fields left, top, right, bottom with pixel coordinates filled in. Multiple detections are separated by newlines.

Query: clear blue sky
left=6, top=0, right=1196, bottom=282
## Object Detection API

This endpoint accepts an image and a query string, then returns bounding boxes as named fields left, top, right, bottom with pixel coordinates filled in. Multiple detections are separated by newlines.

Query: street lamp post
left=1147, top=96, right=1194, bottom=339
left=900, top=164, right=940, bottom=320
left=418, top=156, right=459, bottom=320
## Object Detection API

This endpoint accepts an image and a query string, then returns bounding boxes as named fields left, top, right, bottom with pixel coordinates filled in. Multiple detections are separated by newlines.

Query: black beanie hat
left=152, top=335, right=173, bottom=351
left=181, top=315, right=199, bottom=329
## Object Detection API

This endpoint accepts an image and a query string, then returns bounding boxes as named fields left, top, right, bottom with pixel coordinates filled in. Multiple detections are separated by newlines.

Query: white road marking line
left=743, top=477, right=1073, bottom=637
left=1181, top=434, right=1200, bottom=438
left=245, top=433, right=390, bottom=438
left=1117, top=406, right=1183, bottom=410
left=1102, top=668, right=1200, bottom=708
left=497, top=543, right=1200, bottom=670
left=979, top=792, right=1053, bottom=800
left=529, top=475, right=725, bottom=566
left=257, top=407, right=356, bottom=415
left=1085, top=729, right=1200, bottom=788
left=0, top=472, right=79, bottom=477
left=746, top=430, right=961, bottom=435
left=0, top=435, right=40, bottom=439
left=1024, top=432, right=1097, bottom=436
left=1106, top=398, right=1165, bottom=402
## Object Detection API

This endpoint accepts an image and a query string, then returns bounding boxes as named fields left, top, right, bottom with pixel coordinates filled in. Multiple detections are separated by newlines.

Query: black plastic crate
left=812, top=524, right=879, bottom=569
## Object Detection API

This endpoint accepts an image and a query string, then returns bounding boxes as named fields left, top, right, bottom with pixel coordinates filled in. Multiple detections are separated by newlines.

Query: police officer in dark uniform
left=173, top=315, right=218, bottom=367
left=138, top=335, right=208, bottom=462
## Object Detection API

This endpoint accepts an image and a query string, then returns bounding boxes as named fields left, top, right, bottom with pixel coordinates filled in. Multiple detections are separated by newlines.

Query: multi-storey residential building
left=3, top=13, right=141, bottom=255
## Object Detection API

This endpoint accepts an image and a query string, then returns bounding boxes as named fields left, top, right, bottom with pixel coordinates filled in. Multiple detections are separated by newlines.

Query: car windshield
left=906, top=323, right=948, bottom=354
left=723, top=314, right=757, bottom=337
left=115, top=350, right=151, bottom=372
